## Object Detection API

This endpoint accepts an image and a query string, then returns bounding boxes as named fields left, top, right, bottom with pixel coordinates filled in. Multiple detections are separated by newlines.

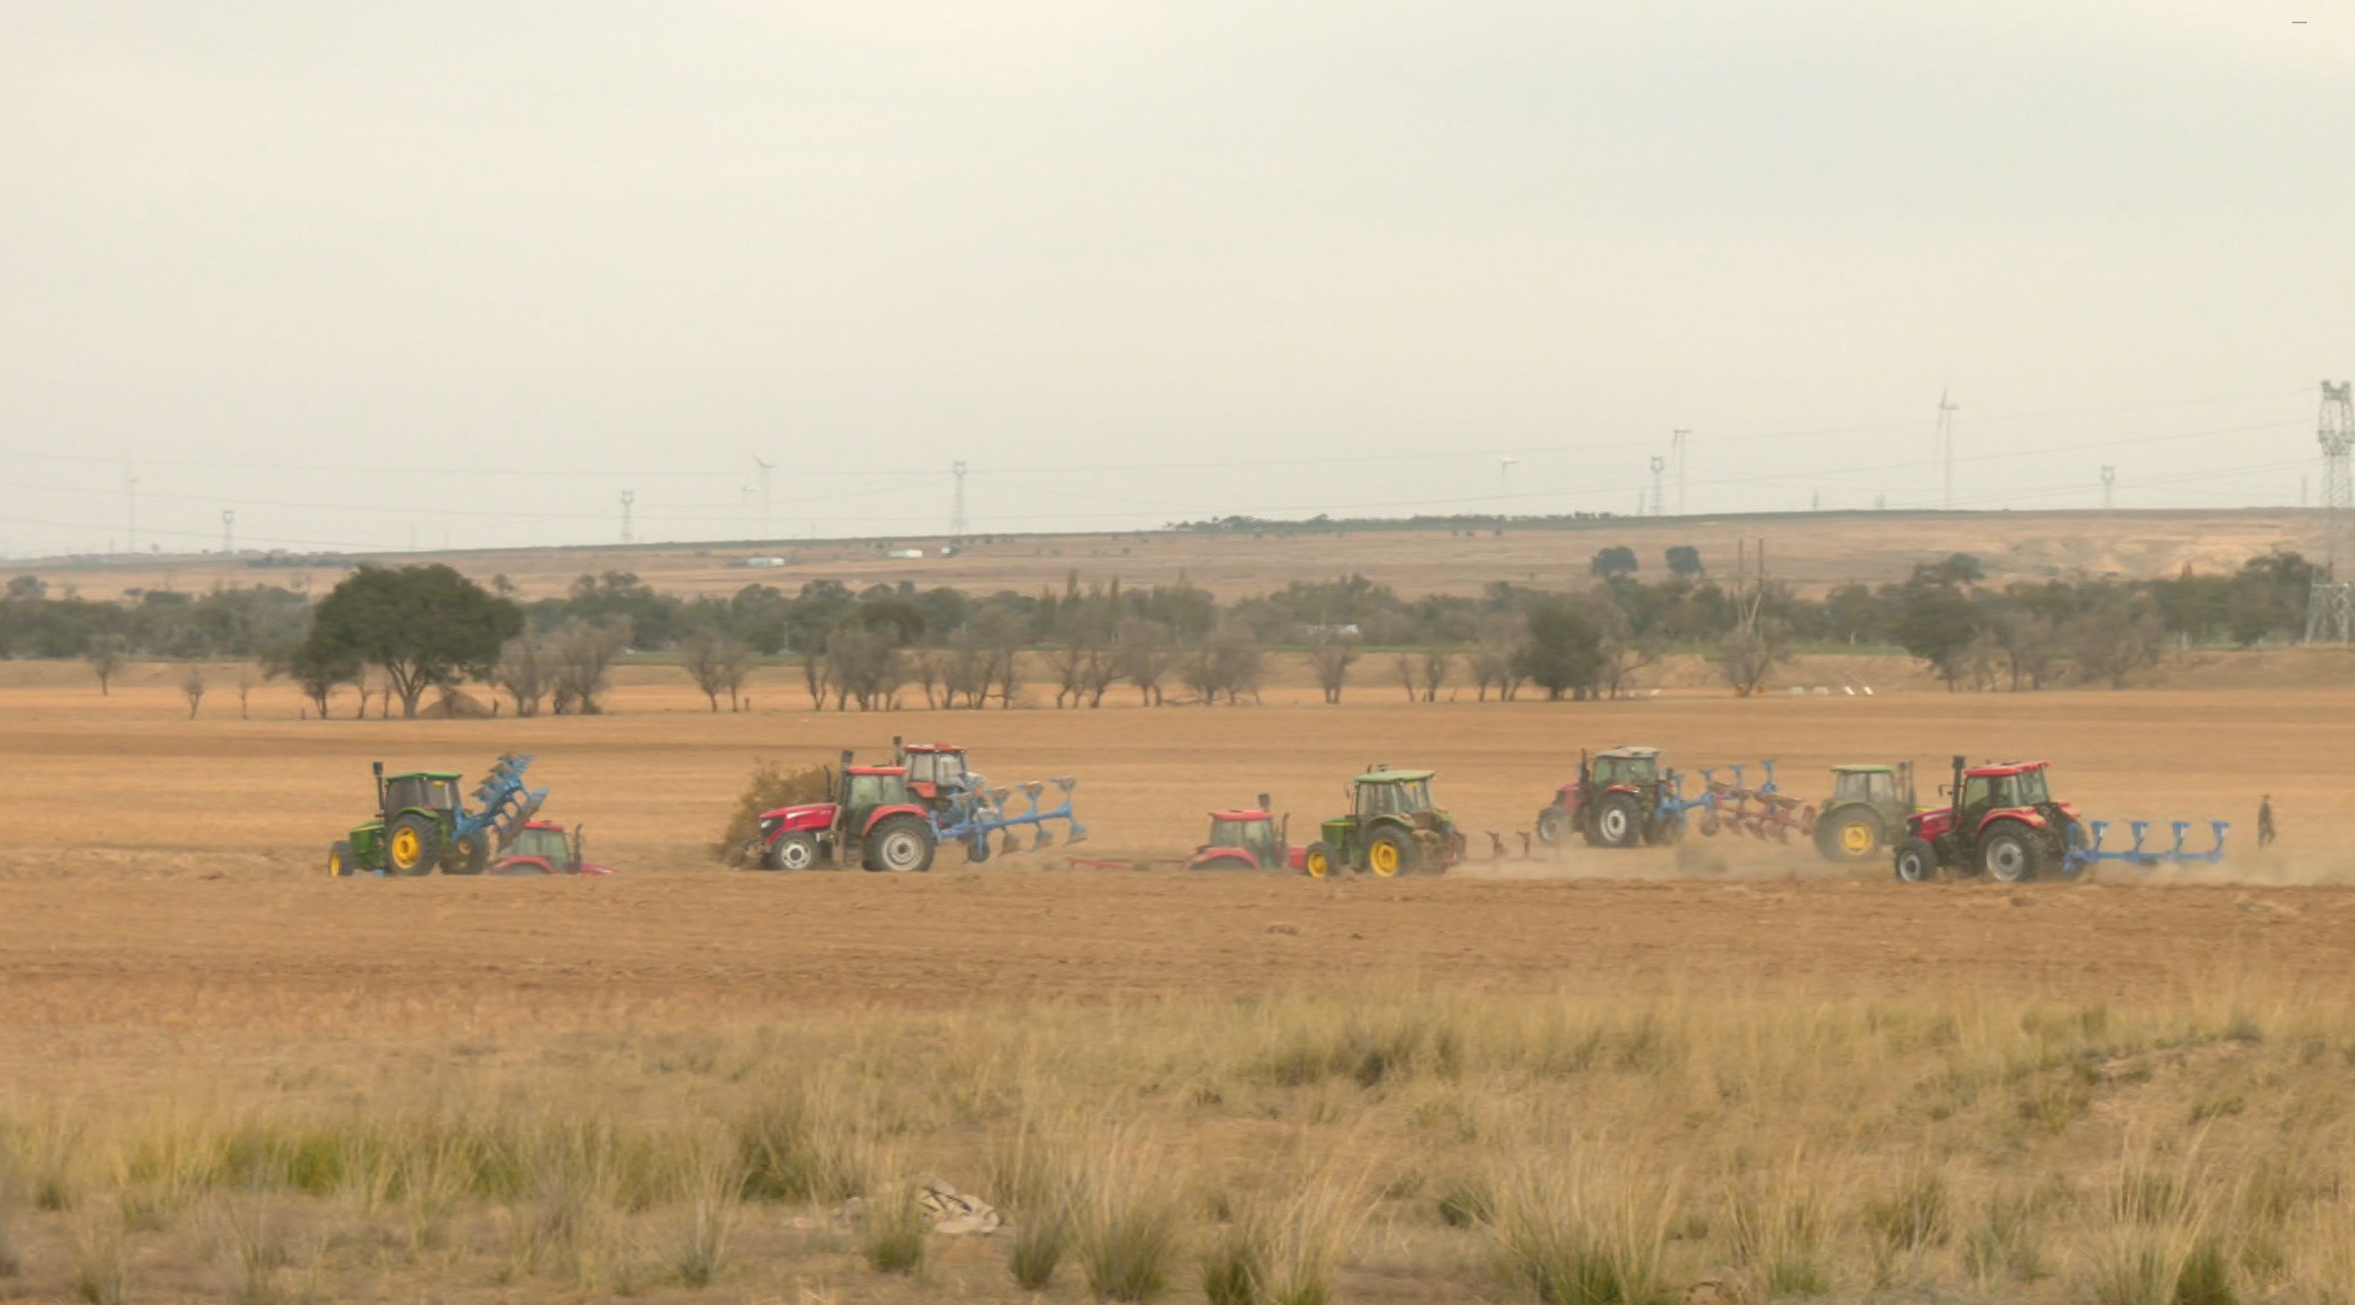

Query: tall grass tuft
left=72, top=1214, right=128, bottom=1305
left=993, top=1115, right=1074, bottom=1290
left=1202, top=1219, right=1263, bottom=1305
left=1071, top=1128, right=1186, bottom=1303
left=861, top=1182, right=930, bottom=1275
left=671, top=1148, right=742, bottom=1289
left=1726, top=1153, right=1828, bottom=1297
left=1489, top=1148, right=1675, bottom=1305
left=1962, top=1187, right=2046, bottom=1286
left=2083, top=1143, right=2213, bottom=1305
left=734, top=1073, right=870, bottom=1204
left=1861, top=1167, right=1948, bottom=1286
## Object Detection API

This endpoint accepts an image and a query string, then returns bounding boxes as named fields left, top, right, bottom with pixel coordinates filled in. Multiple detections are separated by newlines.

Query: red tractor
left=1534, top=747, right=1692, bottom=849
left=750, top=751, right=939, bottom=873
left=490, top=821, right=616, bottom=876
left=1184, top=795, right=1307, bottom=872
left=1893, top=756, right=2085, bottom=884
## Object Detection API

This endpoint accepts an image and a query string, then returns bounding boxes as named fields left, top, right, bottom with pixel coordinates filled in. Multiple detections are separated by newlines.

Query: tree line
left=0, top=544, right=2329, bottom=716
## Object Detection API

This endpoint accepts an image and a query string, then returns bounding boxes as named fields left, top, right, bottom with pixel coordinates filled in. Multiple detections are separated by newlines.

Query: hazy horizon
left=5, top=3, right=2350, bottom=558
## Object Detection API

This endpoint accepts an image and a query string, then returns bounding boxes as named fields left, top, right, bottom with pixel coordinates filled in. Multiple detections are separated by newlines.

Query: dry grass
left=0, top=987, right=2350, bottom=1300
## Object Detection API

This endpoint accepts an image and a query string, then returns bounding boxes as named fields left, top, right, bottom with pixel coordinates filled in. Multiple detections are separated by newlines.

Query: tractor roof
left=846, top=765, right=908, bottom=777
left=1597, top=747, right=1660, bottom=760
left=1832, top=764, right=1895, bottom=773
left=1210, top=809, right=1273, bottom=822
left=1355, top=769, right=1435, bottom=784
left=1965, top=760, right=2050, bottom=777
left=386, top=771, right=462, bottom=781
left=521, top=820, right=566, bottom=831
left=900, top=742, right=963, bottom=753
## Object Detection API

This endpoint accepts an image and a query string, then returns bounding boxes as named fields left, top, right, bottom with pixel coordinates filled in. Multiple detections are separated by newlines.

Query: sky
left=3, top=1, right=2351, bottom=558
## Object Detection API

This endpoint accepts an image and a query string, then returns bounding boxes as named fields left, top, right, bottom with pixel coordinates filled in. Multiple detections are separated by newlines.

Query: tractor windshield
left=845, top=773, right=908, bottom=809
left=386, top=776, right=458, bottom=811
left=1836, top=771, right=1896, bottom=804
left=1210, top=819, right=1276, bottom=859
left=1360, top=779, right=1433, bottom=817
left=509, top=828, right=568, bottom=861
left=1596, top=756, right=1657, bottom=786
left=2015, top=769, right=2050, bottom=805
left=907, top=752, right=965, bottom=787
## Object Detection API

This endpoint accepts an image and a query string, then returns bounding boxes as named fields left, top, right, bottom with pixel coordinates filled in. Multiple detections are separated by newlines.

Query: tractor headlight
left=759, top=816, right=782, bottom=837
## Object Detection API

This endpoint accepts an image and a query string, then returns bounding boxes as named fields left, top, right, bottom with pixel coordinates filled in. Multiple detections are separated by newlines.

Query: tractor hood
left=760, top=803, right=841, bottom=835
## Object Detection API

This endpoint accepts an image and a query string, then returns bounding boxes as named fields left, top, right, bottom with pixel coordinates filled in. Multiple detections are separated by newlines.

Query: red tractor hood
left=762, top=802, right=842, bottom=833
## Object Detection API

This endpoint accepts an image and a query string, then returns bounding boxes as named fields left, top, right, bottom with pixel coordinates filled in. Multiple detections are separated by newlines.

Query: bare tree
left=235, top=664, right=255, bottom=719
left=1593, top=605, right=1661, bottom=700
left=83, top=634, right=128, bottom=696
left=682, top=629, right=755, bottom=712
left=1417, top=648, right=1452, bottom=702
left=1391, top=651, right=1419, bottom=702
left=493, top=634, right=551, bottom=717
left=2067, top=599, right=2167, bottom=688
left=909, top=647, right=947, bottom=709
left=1184, top=625, right=1264, bottom=705
left=1712, top=618, right=1789, bottom=697
left=1471, top=612, right=1527, bottom=701
left=973, top=608, right=1030, bottom=709
left=1996, top=613, right=2062, bottom=691
left=552, top=617, right=631, bottom=715
left=1113, top=617, right=1175, bottom=706
left=1301, top=628, right=1359, bottom=704
left=943, top=629, right=993, bottom=709
left=826, top=625, right=903, bottom=710
left=797, top=646, right=830, bottom=710
left=181, top=665, right=207, bottom=719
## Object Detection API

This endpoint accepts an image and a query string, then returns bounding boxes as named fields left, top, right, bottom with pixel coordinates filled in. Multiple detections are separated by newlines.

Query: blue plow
left=934, top=776, right=1087, bottom=860
left=459, top=752, right=548, bottom=851
left=2066, top=820, right=2229, bottom=874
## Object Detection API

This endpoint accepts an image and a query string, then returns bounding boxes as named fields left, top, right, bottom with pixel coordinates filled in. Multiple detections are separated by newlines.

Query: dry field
left=30, top=506, right=2338, bottom=602
left=4, top=665, right=2355, bottom=1303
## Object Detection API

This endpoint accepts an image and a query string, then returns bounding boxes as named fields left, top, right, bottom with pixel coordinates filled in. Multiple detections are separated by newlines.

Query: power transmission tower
left=1672, top=429, right=1689, bottom=515
left=619, top=490, right=635, bottom=546
left=221, top=510, right=234, bottom=554
left=1935, top=389, right=1959, bottom=510
left=753, top=456, right=774, bottom=527
left=1648, top=457, right=1665, bottom=516
left=2306, top=380, right=2355, bottom=642
left=2101, top=466, right=2115, bottom=511
left=950, top=461, right=968, bottom=544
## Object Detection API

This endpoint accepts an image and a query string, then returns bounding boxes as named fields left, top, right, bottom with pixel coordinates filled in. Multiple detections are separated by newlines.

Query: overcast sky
left=3, top=2, right=2350, bottom=558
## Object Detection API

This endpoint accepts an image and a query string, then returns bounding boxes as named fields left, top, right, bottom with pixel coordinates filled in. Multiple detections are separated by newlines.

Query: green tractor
left=1813, top=763, right=1916, bottom=862
left=1300, top=767, right=1465, bottom=879
left=329, top=756, right=547, bottom=878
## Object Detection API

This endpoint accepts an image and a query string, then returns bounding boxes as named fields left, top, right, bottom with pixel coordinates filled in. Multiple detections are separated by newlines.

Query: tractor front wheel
left=386, top=813, right=442, bottom=877
left=327, top=841, right=355, bottom=878
left=1819, top=809, right=1885, bottom=862
left=1980, top=822, right=2043, bottom=883
left=1302, top=841, right=1342, bottom=880
left=1893, top=837, right=1939, bottom=884
left=766, top=831, right=820, bottom=871
left=443, top=829, right=490, bottom=876
left=863, top=815, right=936, bottom=874
left=1596, top=794, right=1644, bottom=849
left=1366, top=827, right=1418, bottom=878
left=1535, top=806, right=1570, bottom=847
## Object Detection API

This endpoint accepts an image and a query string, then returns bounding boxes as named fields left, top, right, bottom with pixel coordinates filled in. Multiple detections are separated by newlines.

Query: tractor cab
left=384, top=772, right=461, bottom=813
left=1814, top=763, right=1918, bottom=861
left=1356, top=771, right=1437, bottom=819
left=1895, top=758, right=2082, bottom=884
left=895, top=741, right=972, bottom=803
left=1301, top=768, right=1462, bottom=878
left=1189, top=799, right=1297, bottom=872
left=491, top=821, right=617, bottom=876
left=507, top=823, right=572, bottom=863
left=1830, top=765, right=1909, bottom=809
left=1590, top=748, right=1660, bottom=790
left=842, top=766, right=915, bottom=828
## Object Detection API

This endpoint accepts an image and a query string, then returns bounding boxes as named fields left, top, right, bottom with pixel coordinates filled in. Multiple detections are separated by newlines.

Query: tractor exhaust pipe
left=373, top=761, right=385, bottom=823
left=1950, top=755, right=1966, bottom=825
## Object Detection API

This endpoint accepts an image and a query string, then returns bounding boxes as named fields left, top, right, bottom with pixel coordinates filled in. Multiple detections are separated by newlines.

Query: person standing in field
left=2258, top=795, right=2276, bottom=848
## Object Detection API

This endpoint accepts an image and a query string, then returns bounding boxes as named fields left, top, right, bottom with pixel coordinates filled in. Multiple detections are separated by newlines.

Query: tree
left=1713, top=618, right=1789, bottom=697
left=1113, top=617, right=1176, bottom=707
left=1891, top=587, right=1981, bottom=690
left=551, top=617, right=630, bottom=714
left=181, top=665, right=207, bottom=719
left=1994, top=612, right=2062, bottom=690
left=1301, top=628, right=1358, bottom=704
left=681, top=630, right=755, bottom=712
left=2068, top=597, right=2167, bottom=688
left=1591, top=601, right=1661, bottom=700
left=1514, top=600, right=1604, bottom=700
left=1417, top=648, right=1452, bottom=702
left=1184, top=625, right=1264, bottom=705
left=83, top=634, right=128, bottom=696
left=262, top=638, right=359, bottom=719
left=1591, top=547, right=1639, bottom=579
left=303, top=565, right=521, bottom=718
left=235, top=665, right=255, bottom=719
left=493, top=634, right=551, bottom=718
left=1665, top=545, right=1704, bottom=578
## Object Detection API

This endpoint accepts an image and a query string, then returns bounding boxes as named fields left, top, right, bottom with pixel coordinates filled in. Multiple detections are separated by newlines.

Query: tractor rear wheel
left=443, top=829, right=490, bottom=876
left=1596, top=794, right=1644, bottom=849
left=1893, top=837, right=1938, bottom=884
left=327, top=841, right=355, bottom=878
left=386, top=813, right=441, bottom=877
left=1302, top=841, right=1342, bottom=879
left=1535, top=806, right=1571, bottom=846
left=1366, top=827, right=1418, bottom=878
left=766, top=831, right=820, bottom=871
left=1980, top=822, right=2043, bottom=883
left=863, top=815, right=936, bottom=874
left=1819, top=809, right=1885, bottom=862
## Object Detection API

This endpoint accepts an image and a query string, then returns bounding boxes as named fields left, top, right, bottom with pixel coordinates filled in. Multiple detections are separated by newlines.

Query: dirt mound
left=714, top=759, right=834, bottom=865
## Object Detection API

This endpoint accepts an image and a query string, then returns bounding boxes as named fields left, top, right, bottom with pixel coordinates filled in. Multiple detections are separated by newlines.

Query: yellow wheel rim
left=329, top=850, right=344, bottom=877
left=1368, top=842, right=1399, bottom=877
left=390, top=828, right=422, bottom=869
left=1305, top=851, right=1329, bottom=879
left=1840, top=822, right=1873, bottom=855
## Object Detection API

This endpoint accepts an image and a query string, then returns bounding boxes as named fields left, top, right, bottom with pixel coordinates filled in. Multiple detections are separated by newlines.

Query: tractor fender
left=858, top=803, right=934, bottom=838
left=1977, top=808, right=2050, bottom=837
